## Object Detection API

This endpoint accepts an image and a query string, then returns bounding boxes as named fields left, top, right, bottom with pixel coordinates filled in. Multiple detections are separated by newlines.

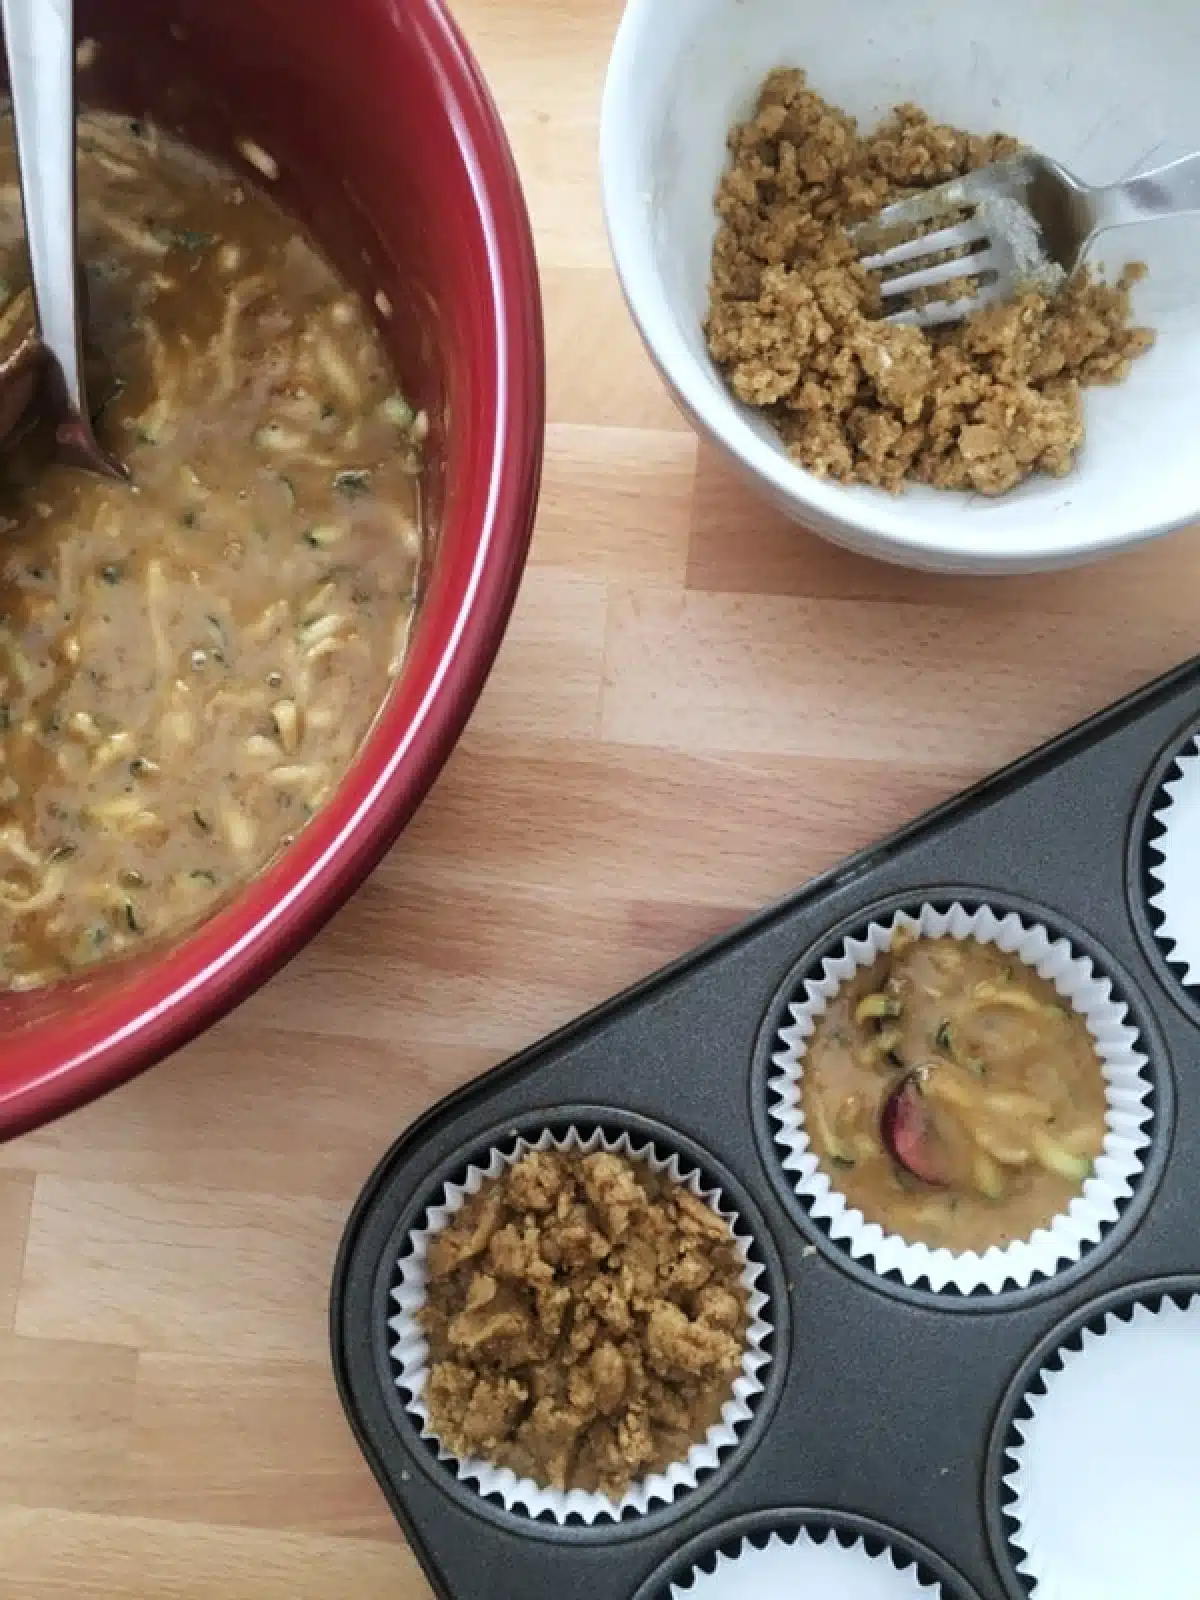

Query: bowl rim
left=0, top=0, right=545, bottom=1140
left=597, top=0, right=1191, bottom=574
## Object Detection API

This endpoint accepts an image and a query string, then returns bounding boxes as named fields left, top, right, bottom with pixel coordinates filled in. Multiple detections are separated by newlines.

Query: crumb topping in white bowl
left=600, top=0, right=1200, bottom=572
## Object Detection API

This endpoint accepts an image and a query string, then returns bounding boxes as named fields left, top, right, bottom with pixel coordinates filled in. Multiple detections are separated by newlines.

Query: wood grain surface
left=4, top=2, right=1200, bottom=1595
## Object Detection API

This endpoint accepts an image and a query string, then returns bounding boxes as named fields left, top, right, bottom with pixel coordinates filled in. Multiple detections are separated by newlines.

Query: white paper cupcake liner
left=1003, top=1289, right=1200, bottom=1599
left=768, top=902, right=1154, bottom=1294
left=1145, top=735, right=1200, bottom=983
left=388, top=1125, right=773, bottom=1524
left=668, top=1528, right=944, bottom=1599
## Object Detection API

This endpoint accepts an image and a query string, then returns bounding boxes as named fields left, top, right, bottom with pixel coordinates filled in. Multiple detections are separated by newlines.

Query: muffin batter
left=0, top=112, right=423, bottom=987
left=801, top=934, right=1107, bottom=1252
left=421, top=1149, right=749, bottom=1497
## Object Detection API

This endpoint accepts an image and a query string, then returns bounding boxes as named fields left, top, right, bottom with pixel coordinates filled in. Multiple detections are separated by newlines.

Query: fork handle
left=1094, top=151, right=1200, bottom=232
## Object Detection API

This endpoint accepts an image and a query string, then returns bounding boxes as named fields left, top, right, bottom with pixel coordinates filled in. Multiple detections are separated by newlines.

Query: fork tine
left=887, top=278, right=1011, bottom=330
left=876, top=245, right=1001, bottom=302
left=852, top=181, right=977, bottom=244
left=859, top=218, right=988, bottom=274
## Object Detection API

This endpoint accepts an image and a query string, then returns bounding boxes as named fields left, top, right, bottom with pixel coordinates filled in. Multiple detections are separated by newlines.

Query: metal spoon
left=0, top=0, right=125, bottom=477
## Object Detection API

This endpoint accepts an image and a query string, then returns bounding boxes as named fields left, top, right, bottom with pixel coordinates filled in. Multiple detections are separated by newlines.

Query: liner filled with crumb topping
left=768, top=902, right=1154, bottom=1295
left=388, top=1126, right=773, bottom=1524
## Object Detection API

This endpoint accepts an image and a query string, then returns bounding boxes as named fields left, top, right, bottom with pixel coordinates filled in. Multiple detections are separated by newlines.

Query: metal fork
left=852, top=149, right=1200, bottom=328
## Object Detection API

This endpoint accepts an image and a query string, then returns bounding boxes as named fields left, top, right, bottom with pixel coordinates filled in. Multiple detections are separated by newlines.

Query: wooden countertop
left=3, top=2, right=1200, bottom=1595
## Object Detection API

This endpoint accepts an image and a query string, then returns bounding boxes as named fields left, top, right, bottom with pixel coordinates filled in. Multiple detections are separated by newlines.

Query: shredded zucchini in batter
left=0, top=111, right=425, bottom=988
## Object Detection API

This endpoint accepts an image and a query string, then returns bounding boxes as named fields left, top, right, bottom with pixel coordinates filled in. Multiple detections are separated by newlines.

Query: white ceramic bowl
left=600, top=0, right=1200, bottom=573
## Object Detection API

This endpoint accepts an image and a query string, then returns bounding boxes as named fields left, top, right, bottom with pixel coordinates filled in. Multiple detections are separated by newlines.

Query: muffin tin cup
left=662, top=1526, right=950, bottom=1599
left=629, top=1509, right=986, bottom=1600
left=991, top=1277, right=1200, bottom=1600
left=1145, top=733, right=1200, bottom=985
left=767, top=902, right=1154, bottom=1295
left=387, top=1124, right=774, bottom=1525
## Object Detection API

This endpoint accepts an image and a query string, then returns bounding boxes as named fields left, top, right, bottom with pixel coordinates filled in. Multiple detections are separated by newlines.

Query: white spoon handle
left=2, top=0, right=85, bottom=412
left=1, top=0, right=124, bottom=477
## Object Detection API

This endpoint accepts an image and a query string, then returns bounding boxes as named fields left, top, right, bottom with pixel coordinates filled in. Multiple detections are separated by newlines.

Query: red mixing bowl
left=0, top=0, right=544, bottom=1139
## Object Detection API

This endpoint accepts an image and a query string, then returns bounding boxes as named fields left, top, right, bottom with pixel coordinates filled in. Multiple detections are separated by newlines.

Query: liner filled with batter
left=768, top=902, right=1153, bottom=1294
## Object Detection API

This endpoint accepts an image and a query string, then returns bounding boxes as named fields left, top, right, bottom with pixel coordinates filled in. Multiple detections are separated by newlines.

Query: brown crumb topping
left=419, top=1148, right=750, bottom=1498
left=705, top=70, right=1155, bottom=495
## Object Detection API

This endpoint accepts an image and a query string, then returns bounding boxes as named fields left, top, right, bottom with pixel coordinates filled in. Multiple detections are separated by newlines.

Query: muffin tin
left=331, top=655, right=1200, bottom=1600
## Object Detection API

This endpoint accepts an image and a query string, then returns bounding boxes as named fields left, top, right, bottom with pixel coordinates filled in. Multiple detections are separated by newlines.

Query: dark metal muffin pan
left=332, top=655, right=1200, bottom=1600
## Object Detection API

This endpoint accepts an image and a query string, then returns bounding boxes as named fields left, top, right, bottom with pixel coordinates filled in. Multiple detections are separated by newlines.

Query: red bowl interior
left=0, top=0, right=544, bottom=1139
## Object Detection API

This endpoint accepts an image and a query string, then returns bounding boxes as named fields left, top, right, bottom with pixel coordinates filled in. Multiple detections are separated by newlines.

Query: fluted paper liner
left=669, top=1528, right=944, bottom=1598
left=388, top=1126, right=772, bottom=1523
left=1003, top=1292, right=1200, bottom=1598
left=1145, top=735, right=1200, bottom=984
left=768, top=902, right=1153, bottom=1294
